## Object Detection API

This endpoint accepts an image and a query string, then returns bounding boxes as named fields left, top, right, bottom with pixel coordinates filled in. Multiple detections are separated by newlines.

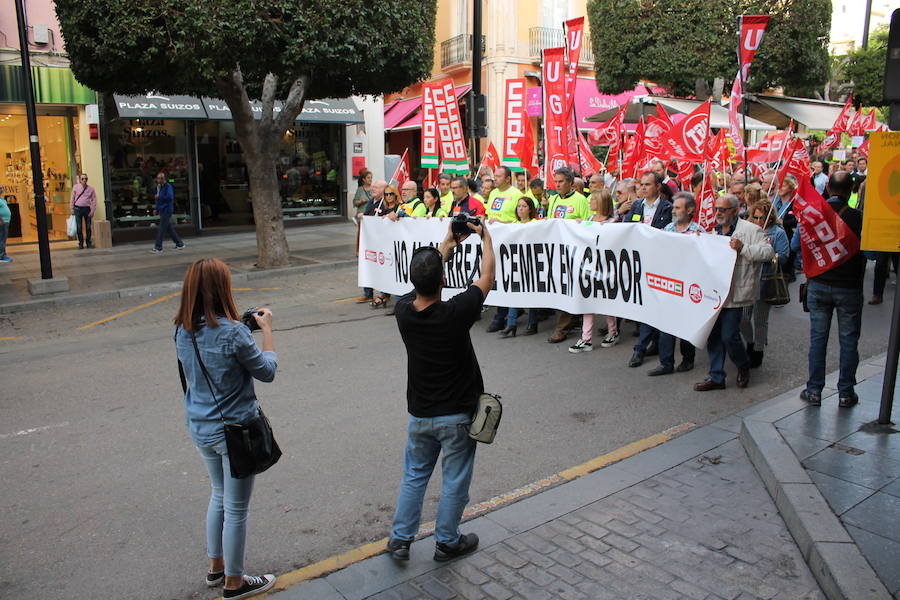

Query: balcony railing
left=529, top=27, right=594, bottom=63
left=440, top=34, right=486, bottom=70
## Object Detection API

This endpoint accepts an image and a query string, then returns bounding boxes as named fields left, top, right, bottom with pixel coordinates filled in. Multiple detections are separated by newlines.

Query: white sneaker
left=150, top=248, right=163, bottom=254
left=569, top=339, right=593, bottom=353
left=600, top=332, right=619, bottom=348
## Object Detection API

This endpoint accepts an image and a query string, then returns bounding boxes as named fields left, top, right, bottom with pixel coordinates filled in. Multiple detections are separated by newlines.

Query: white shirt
left=642, top=196, right=659, bottom=225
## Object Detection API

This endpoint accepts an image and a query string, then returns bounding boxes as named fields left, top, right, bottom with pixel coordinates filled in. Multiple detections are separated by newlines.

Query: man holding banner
left=694, top=194, right=773, bottom=392
left=799, top=172, right=865, bottom=408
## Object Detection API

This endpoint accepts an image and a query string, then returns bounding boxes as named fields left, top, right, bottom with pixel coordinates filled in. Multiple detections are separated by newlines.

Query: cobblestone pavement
left=276, top=436, right=824, bottom=600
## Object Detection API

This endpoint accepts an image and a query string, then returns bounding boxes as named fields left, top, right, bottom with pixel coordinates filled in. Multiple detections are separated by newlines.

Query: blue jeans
left=706, top=307, right=748, bottom=384
left=490, top=307, right=509, bottom=327
left=807, top=281, right=863, bottom=395
left=391, top=413, right=476, bottom=545
left=507, top=307, right=538, bottom=328
left=155, top=212, right=183, bottom=250
left=197, top=441, right=255, bottom=577
left=658, top=333, right=695, bottom=370
left=0, top=221, right=8, bottom=259
left=633, top=323, right=658, bottom=354
left=74, top=205, right=92, bottom=246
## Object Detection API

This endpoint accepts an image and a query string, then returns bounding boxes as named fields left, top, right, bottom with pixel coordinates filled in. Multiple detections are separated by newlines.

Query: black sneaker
left=206, top=570, right=225, bottom=587
left=839, top=392, right=859, bottom=408
left=387, top=538, right=411, bottom=560
left=434, top=533, right=479, bottom=562
left=223, top=574, right=275, bottom=600
left=800, top=389, right=821, bottom=407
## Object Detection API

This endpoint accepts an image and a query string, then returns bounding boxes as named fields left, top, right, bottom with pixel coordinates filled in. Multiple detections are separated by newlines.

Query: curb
left=0, top=259, right=357, bottom=314
left=739, top=385, right=892, bottom=600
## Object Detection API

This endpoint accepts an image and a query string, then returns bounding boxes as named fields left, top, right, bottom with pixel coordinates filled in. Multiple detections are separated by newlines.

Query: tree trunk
left=244, top=144, right=290, bottom=267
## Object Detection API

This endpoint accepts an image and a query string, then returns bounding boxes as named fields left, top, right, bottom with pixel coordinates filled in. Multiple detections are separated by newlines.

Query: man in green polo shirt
left=547, top=166, right=590, bottom=343
left=486, top=166, right=522, bottom=223
left=547, top=166, right=591, bottom=221
left=437, top=173, right=453, bottom=208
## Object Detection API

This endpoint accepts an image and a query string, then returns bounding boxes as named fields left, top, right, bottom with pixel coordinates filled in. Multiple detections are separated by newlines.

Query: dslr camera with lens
left=451, top=213, right=481, bottom=236
left=242, top=307, right=264, bottom=332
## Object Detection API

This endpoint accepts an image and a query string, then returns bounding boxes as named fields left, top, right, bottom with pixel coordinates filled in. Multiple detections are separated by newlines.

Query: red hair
left=173, top=258, right=240, bottom=330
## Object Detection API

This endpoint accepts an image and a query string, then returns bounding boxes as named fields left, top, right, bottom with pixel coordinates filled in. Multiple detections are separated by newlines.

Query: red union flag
left=707, top=129, right=730, bottom=172
left=543, top=47, right=572, bottom=187
left=430, top=79, right=469, bottom=174
left=658, top=100, right=710, bottom=162
left=589, top=104, right=626, bottom=145
left=777, top=138, right=811, bottom=185
left=728, top=73, right=745, bottom=156
left=747, top=123, right=793, bottom=163
left=847, top=109, right=876, bottom=137
left=520, top=111, right=539, bottom=176
left=564, top=17, right=584, bottom=116
left=621, top=118, right=645, bottom=179
left=421, top=84, right=439, bottom=168
left=389, top=148, right=410, bottom=190
left=677, top=160, right=695, bottom=192
left=794, top=177, right=860, bottom=278
left=642, top=114, right=673, bottom=162
left=694, top=166, right=717, bottom=232
left=578, top=131, right=604, bottom=176
left=479, top=140, right=500, bottom=175
left=738, top=15, right=770, bottom=81
left=502, top=78, right=529, bottom=171
left=820, top=94, right=854, bottom=151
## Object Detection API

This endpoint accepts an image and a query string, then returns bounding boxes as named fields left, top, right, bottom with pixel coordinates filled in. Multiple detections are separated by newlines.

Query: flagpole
left=738, top=16, right=750, bottom=175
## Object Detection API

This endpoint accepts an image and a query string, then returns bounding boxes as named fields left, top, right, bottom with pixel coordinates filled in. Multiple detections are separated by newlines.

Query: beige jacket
left=722, top=218, right=775, bottom=308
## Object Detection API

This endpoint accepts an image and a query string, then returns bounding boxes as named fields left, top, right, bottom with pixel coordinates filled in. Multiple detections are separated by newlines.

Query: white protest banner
left=359, top=218, right=737, bottom=347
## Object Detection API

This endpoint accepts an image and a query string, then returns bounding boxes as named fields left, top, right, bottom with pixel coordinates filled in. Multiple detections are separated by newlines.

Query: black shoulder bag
left=176, top=327, right=282, bottom=479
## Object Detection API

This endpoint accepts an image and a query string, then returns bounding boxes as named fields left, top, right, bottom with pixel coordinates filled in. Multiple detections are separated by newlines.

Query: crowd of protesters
left=355, top=150, right=885, bottom=401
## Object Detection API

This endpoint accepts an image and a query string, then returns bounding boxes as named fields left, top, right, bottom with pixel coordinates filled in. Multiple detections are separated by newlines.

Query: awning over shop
left=384, top=98, right=420, bottom=129
left=526, top=79, right=652, bottom=130
left=754, top=95, right=844, bottom=130
left=1, top=65, right=96, bottom=105
left=586, top=96, right=775, bottom=131
left=384, top=84, right=472, bottom=131
left=115, top=94, right=362, bottom=123
left=656, top=98, right=775, bottom=131
left=114, top=93, right=208, bottom=119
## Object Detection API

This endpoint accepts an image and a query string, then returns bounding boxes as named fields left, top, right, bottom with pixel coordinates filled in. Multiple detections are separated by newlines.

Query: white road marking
left=0, top=421, right=70, bottom=440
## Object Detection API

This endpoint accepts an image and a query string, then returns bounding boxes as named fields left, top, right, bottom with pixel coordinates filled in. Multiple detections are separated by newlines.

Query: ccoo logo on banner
left=358, top=218, right=738, bottom=348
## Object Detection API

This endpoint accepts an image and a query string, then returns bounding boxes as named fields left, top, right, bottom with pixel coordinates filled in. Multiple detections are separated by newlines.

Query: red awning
left=384, top=98, right=420, bottom=130
left=384, top=84, right=472, bottom=131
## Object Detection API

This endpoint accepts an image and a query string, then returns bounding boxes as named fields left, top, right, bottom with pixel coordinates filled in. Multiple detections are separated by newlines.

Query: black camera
left=242, top=307, right=263, bottom=332
left=451, top=213, right=481, bottom=236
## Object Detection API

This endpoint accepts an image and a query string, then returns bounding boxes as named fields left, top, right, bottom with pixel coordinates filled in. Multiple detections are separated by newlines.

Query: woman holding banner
left=500, top=197, right=541, bottom=338
left=570, top=189, right=620, bottom=353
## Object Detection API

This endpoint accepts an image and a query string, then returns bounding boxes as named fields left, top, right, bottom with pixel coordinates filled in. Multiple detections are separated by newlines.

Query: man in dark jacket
left=151, top=171, right=185, bottom=253
left=801, top=171, right=866, bottom=408
left=623, top=171, right=673, bottom=367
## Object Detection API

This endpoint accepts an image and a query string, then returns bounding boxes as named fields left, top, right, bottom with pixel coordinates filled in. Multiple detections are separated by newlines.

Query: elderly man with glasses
left=70, top=173, right=97, bottom=249
left=694, top=194, right=774, bottom=392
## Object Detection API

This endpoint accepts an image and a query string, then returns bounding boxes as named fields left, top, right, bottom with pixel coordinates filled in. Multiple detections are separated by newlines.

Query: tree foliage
left=588, top=0, right=831, bottom=97
left=55, top=0, right=437, bottom=267
left=55, top=0, right=437, bottom=100
left=843, top=25, right=889, bottom=108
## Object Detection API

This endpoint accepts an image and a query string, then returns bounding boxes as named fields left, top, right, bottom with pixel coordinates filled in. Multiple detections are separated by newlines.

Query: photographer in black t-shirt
left=386, top=218, right=495, bottom=562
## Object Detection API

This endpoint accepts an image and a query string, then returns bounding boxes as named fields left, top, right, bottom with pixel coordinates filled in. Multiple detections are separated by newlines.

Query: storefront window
left=107, top=118, right=191, bottom=228
left=0, top=112, right=78, bottom=242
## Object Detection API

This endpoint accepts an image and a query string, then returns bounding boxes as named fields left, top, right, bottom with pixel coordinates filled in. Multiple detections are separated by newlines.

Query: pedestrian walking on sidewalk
left=70, top=173, right=97, bottom=249
left=152, top=172, right=185, bottom=253
left=0, top=185, right=11, bottom=263
left=174, top=258, right=276, bottom=599
left=387, top=219, right=495, bottom=562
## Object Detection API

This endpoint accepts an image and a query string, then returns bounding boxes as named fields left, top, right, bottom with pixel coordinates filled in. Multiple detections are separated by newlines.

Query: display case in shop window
left=2, top=149, right=71, bottom=240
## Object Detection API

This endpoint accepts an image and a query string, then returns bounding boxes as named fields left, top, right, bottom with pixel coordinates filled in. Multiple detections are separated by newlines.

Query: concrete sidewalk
left=0, top=222, right=359, bottom=312
left=270, top=354, right=898, bottom=600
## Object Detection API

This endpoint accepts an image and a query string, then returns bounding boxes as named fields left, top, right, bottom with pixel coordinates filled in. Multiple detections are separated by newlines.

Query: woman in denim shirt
left=174, top=258, right=277, bottom=600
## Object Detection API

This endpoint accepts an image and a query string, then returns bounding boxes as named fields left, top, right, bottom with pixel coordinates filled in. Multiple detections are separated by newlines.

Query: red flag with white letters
left=389, top=148, right=410, bottom=190
left=777, top=138, right=811, bottom=185
left=564, top=17, right=584, bottom=117
left=738, top=15, right=770, bottom=81
left=707, top=129, right=730, bottom=172
left=578, top=131, right=604, bottom=176
left=589, top=104, right=626, bottom=145
left=694, top=166, right=718, bottom=232
left=501, top=78, right=529, bottom=171
left=820, top=94, right=853, bottom=151
left=794, top=177, right=860, bottom=278
left=643, top=115, right=673, bottom=163
left=657, top=100, right=710, bottom=162
left=621, top=118, right=645, bottom=179
left=543, top=47, right=573, bottom=188
left=479, top=141, right=500, bottom=176
left=728, top=73, right=744, bottom=156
